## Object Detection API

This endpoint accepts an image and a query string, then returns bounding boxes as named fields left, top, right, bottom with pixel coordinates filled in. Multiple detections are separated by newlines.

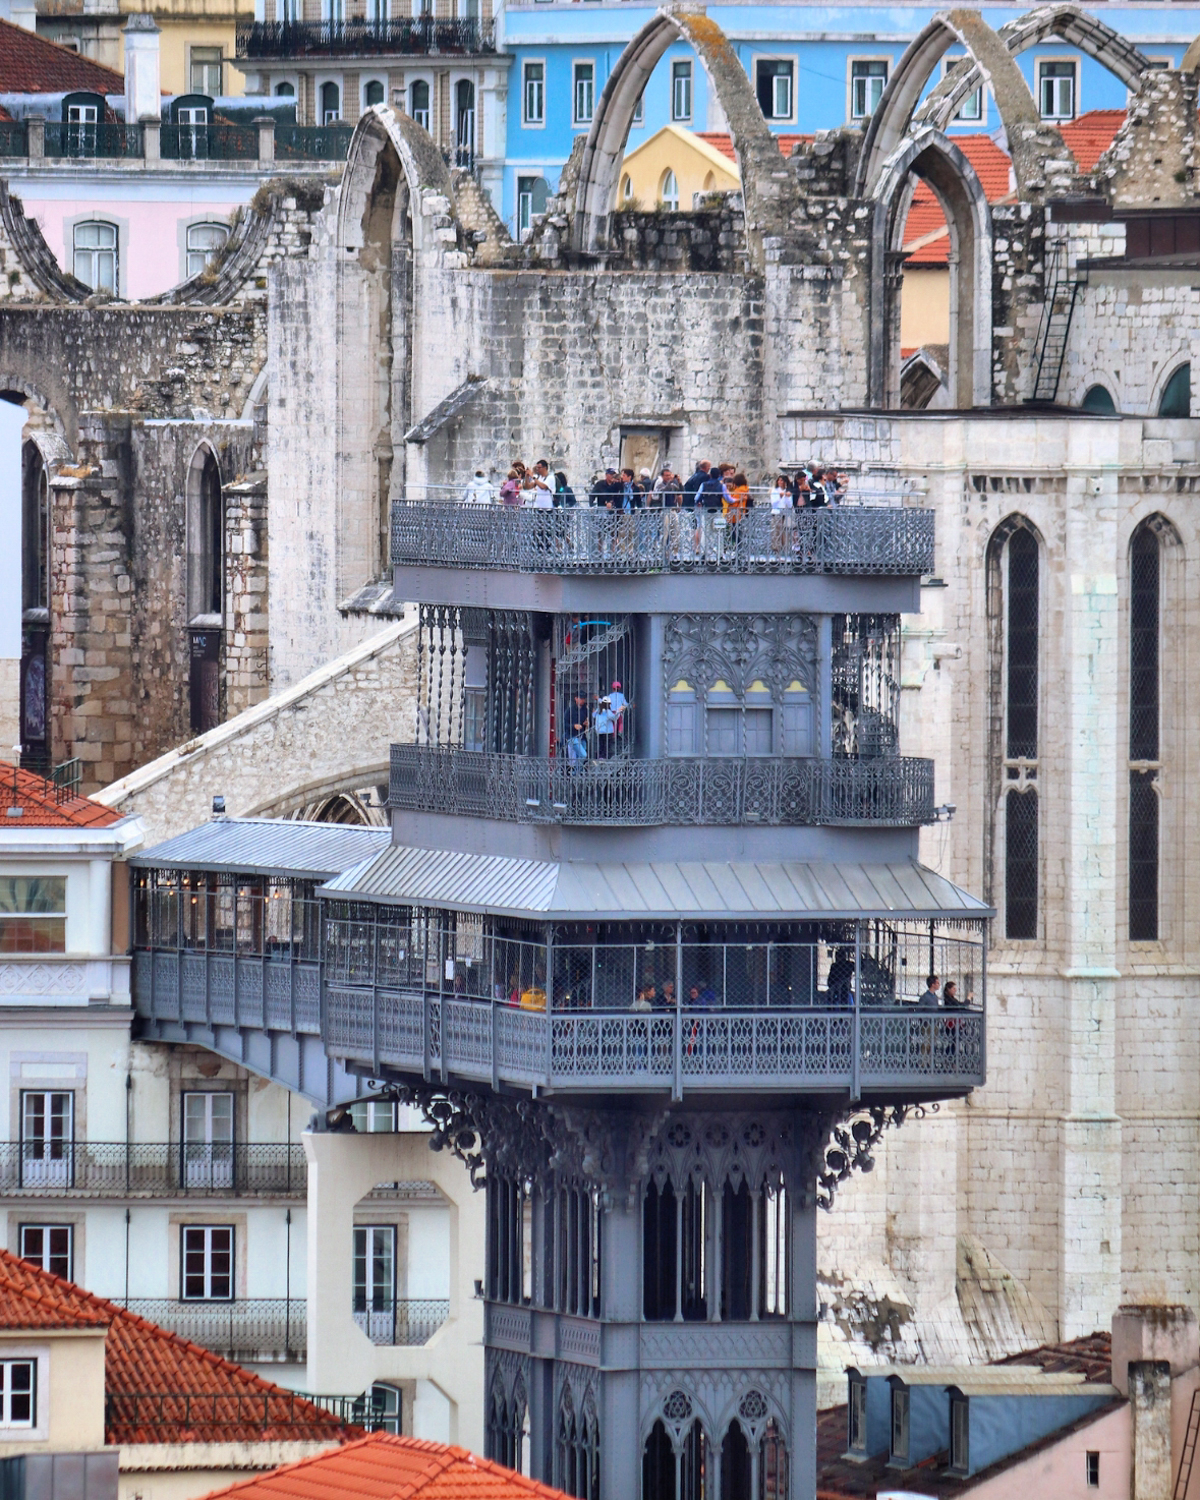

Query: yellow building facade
left=618, top=123, right=740, bottom=211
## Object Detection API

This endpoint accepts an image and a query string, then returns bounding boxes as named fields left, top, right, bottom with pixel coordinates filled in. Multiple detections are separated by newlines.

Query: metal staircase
left=1175, top=1387, right=1200, bottom=1500
left=1029, top=241, right=1087, bottom=404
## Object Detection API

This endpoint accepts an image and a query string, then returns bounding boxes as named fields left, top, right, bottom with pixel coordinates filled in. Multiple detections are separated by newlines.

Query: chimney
left=123, top=13, right=161, bottom=125
left=1112, top=1305, right=1200, bottom=1396
left=8, top=0, right=35, bottom=32
left=1129, top=1361, right=1172, bottom=1500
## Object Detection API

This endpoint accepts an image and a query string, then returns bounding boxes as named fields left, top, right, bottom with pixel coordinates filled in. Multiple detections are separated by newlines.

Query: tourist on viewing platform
left=499, top=469, right=521, bottom=505
left=530, top=458, right=554, bottom=496
left=589, top=466, right=621, bottom=506
left=592, top=695, right=617, bottom=758
left=682, top=459, right=710, bottom=507
left=918, top=974, right=941, bottom=1008
left=617, top=467, right=645, bottom=510
left=553, top=470, right=577, bottom=506
left=654, top=467, right=683, bottom=506
left=723, top=470, right=751, bottom=525
left=770, top=474, right=793, bottom=550
left=463, top=469, right=494, bottom=503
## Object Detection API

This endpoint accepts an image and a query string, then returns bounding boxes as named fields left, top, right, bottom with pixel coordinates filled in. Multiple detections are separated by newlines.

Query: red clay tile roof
left=0, top=763, right=124, bottom=829
left=1060, top=109, right=1125, bottom=175
left=0, top=1252, right=351, bottom=1445
left=0, top=18, right=123, bottom=93
left=200, top=1432, right=575, bottom=1500
left=902, top=134, right=1015, bottom=266
left=695, top=131, right=808, bottom=163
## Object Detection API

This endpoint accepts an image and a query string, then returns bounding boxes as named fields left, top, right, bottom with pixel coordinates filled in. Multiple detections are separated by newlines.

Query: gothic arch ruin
left=571, top=7, right=794, bottom=265
left=870, top=128, right=994, bottom=408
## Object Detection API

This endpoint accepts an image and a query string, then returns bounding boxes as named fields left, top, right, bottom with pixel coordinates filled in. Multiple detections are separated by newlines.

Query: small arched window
left=409, top=79, right=430, bottom=130
left=660, top=169, right=679, bottom=211
left=1158, top=362, right=1190, bottom=418
left=319, top=81, right=341, bottom=124
left=1081, top=384, right=1116, bottom=414
left=621, top=174, right=633, bottom=203
left=274, top=80, right=295, bottom=96
left=73, top=220, right=117, bottom=294
left=363, top=79, right=385, bottom=107
left=185, top=222, right=229, bottom=279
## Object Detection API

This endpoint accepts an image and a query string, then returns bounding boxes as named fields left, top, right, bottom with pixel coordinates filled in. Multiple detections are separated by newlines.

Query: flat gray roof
left=321, top=845, right=992, bottom=922
left=131, top=818, right=390, bottom=879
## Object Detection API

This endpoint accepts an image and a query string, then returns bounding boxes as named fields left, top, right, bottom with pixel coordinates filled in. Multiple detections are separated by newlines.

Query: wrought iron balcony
left=132, top=951, right=323, bottom=1035
left=389, top=499, right=935, bottom=576
left=0, top=1140, right=306, bottom=1195
left=122, top=1298, right=305, bottom=1359
left=237, top=16, right=493, bottom=58
left=389, top=745, right=936, bottom=827
left=352, top=1299, right=451, bottom=1346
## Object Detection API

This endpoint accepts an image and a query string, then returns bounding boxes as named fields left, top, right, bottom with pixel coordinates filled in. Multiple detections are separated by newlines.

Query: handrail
left=389, top=499, right=935, bottom=576
left=389, top=745, right=936, bottom=827
left=0, top=1140, right=307, bottom=1195
left=236, top=16, right=493, bottom=57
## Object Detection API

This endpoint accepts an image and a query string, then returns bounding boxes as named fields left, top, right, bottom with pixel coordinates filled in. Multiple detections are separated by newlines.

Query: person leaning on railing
left=463, top=469, right=494, bottom=503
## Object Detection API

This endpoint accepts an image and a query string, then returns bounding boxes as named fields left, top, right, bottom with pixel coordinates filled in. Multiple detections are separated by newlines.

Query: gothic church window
left=1158, top=363, right=1190, bottom=418
left=1129, top=520, right=1162, bottom=941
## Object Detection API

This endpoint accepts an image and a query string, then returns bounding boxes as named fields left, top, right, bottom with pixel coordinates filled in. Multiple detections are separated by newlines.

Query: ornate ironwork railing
left=43, top=122, right=144, bottom=160
left=322, top=989, right=985, bottom=1094
left=352, top=1299, right=451, bottom=1346
left=161, top=123, right=259, bottom=161
left=275, top=122, right=355, bottom=160
left=237, top=17, right=493, bottom=57
left=122, top=1298, right=306, bottom=1358
left=389, top=500, right=934, bottom=576
left=0, top=121, right=28, bottom=157
left=0, top=1140, right=307, bottom=1195
left=131, top=951, right=323, bottom=1035
left=389, top=745, right=936, bottom=827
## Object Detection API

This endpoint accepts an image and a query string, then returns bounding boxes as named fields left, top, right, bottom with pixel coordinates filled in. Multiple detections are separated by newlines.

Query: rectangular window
left=21, top=1092, right=73, bottom=1188
left=744, top=708, right=774, bottom=756
left=523, top=61, right=545, bottom=125
left=1005, top=789, right=1038, bottom=940
left=353, top=1225, right=396, bottom=1311
left=847, top=1380, right=867, bottom=1453
left=20, top=1224, right=72, bottom=1280
left=671, top=60, right=692, bottom=122
left=190, top=47, right=223, bottom=96
left=181, top=1225, right=234, bottom=1300
left=0, top=1362, right=35, bottom=1428
left=182, top=1091, right=234, bottom=1188
left=950, top=1396, right=969, bottom=1472
left=1086, top=1452, right=1100, bottom=1488
left=667, top=700, right=698, bottom=756
left=633, top=89, right=644, bottom=125
left=0, top=877, right=66, bottom=954
left=349, top=1099, right=398, bottom=1132
left=706, top=707, right=741, bottom=757
left=890, top=1385, right=910, bottom=1463
left=756, top=59, right=794, bottom=121
left=781, top=699, right=812, bottom=756
left=73, top=221, right=117, bottom=295
left=943, top=57, right=982, bottom=120
left=573, top=61, right=594, bottom=125
left=851, top=59, right=888, bottom=119
left=1039, top=59, right=1076, bottom=121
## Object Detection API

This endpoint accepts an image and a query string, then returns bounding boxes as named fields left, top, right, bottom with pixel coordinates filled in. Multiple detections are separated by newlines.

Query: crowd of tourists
left=461, top=456, right=849, bottom=515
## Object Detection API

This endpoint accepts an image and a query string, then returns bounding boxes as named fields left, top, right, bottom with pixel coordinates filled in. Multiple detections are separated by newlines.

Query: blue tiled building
left=496, top=1, right=1197, bottom=230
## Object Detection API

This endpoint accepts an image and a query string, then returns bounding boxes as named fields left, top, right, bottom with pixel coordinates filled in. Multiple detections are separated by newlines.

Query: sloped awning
left=321, top=845, right=991, bottom=923
left=131, top=818, right=389, bottom=879
left=403, top=376, right=488, bottom=445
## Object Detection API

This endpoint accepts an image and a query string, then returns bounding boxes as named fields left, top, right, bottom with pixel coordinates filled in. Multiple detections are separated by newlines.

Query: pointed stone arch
left=338, top=103, right=457, bottom=259
left=869, top=128, right=994, bottom=408
left=856, top=10, right=1043, bottom=197
left=572, top=6, right=794, bottom=266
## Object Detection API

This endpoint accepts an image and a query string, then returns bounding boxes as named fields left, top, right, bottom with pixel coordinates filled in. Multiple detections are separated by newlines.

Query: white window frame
left=522, top=58, right=545, bottom=127
left=671, top=58, right=692, bottom=123
left=941, top=55, right=984, bottom=124
left=632, top=88, right=644, bottom=126
left=272, top=73, right=299, bottom=96
left=188, top=45, right=223, bottom=96
left=353, top=1224, right=396, bottom=1311
left=572, top=58, right=595, bottom=127
left=360, top=74, right=387, bottom=110
left=71, top=218, right=119, bottom=297
left=184, top=220, right=229, bottom=281
left=660, top=168, right=679, bottom=211
left=20, top=1091, right=73, bottom=1188
left=848, top=56, right=890, bottom=121
left=1036, top=55, right=1078, bottom=122
left=0, top=1361, right=36, bottom=1429
left=754, top=55, right=795, bottom=124
left=181, top=1224, right=235, bottom=1301
left=407, top=74, right=432, bottom=130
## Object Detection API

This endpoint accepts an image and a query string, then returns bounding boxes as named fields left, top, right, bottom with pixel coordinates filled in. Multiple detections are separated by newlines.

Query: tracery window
left=988, top=521, right=1040, bottom=940
left=1129, top=520, right=1163, bottom=941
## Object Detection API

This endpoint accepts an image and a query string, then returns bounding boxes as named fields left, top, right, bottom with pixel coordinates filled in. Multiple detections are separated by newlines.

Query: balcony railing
left=389, top=745, right=936, bottom=827
left=132, top=951, right=323, bottom=1035
left=0, top=1141, right=306, bottom=1195
left=43, top=121, right=143, bottom=159
left=352, top=1299, right=451, bottom=1345
left=161, top=123, right=259, bottom=161
left=276, top=122, right=355, bottom=161
left=105, top=1389, right=376, bottom=1439
left=237, top=16, right=493, bottom=57
left=389, top=499, right=935, bottom=576
left=122, top=1298, right=305, bottom=1359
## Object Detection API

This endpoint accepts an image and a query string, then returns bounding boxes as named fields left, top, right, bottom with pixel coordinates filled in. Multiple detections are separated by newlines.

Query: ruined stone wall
left=607, top=206, right=750, bottom=274
left=1061, top=267, right=1200, bottom=416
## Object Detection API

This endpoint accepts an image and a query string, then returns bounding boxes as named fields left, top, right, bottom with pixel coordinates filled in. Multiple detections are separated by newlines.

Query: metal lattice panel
left=1004, top=788, right=1038, bottom=940
left=830, top=614, right=900, bottom=758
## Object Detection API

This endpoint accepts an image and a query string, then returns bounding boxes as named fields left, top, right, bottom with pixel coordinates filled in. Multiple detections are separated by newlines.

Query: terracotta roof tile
left=0, top=762, right=124, bottom=829
left=1060, top=109, right=1126, bottom=175
left=199, top=1432, right=576, bottom=1500
left=0, top=18, right=123, bottom=93
left=695, top=131, right=809, bottom=164
left=0, top=1252, right=351, bottom=1445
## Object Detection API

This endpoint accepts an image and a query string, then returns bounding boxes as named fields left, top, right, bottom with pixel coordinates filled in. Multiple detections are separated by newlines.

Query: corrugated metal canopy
left=131, top=819, right=390, bottom=879
left=321, top=845, right=992, bottom=922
